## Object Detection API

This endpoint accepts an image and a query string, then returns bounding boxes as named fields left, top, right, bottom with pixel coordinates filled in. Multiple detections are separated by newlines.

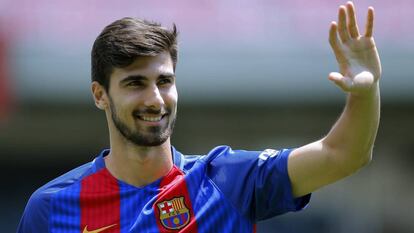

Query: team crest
left=157, top=197, right=190, bottom=230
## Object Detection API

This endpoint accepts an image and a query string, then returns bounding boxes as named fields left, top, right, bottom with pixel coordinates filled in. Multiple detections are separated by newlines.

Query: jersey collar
left=93, top=147, right=185, bottom=171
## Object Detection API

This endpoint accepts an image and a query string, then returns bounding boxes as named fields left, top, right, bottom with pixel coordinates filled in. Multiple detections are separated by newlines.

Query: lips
left=134, top=112, right=168, bottom=123
left=139, top=115, right=163, bottom=122
left=133, top=108, right=169, bottom=123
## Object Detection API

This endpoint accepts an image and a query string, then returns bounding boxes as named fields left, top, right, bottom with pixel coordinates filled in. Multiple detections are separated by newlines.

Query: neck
left=105, top=137, right=174, bottom=187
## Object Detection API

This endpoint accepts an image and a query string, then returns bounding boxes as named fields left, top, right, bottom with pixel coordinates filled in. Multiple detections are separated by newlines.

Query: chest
left=49, top=170, right=253, bottom=233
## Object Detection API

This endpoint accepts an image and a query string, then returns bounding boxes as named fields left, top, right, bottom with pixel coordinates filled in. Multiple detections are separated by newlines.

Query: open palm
left=328, top=2, right=381, bottom=94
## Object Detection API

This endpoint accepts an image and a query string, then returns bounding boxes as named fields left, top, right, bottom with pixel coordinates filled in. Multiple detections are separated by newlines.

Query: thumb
left=328, top=72, right=352, bottom=91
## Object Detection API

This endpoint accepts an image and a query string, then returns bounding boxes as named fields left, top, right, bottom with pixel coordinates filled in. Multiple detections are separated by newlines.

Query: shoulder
left=204, top=145, right=273, bottom=166
left=17, top=161, right=95, bottom=232
left=176, top=145, right=242, bottom=169
left=35, top=160, right=95, bottom=198
left=177, top=145, right=273, bottom=170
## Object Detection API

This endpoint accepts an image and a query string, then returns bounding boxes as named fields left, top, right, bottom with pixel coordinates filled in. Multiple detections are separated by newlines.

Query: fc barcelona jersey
left=18, top=146, right=311, bottom=233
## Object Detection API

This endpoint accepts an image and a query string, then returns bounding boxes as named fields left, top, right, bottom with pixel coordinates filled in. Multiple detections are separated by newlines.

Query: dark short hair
left=91, top=17, right=178, bottom=91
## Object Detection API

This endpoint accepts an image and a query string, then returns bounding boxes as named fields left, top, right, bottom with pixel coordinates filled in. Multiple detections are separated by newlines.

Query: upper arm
left=17, top=191, right=50, bottom=233
left=207, top=146, right=310, bottom=221
left=288, top=138, right=365, bottom=198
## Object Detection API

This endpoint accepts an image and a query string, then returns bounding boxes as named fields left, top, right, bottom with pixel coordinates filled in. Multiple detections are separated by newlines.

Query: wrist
left=349, top=81, right=380, bottom=99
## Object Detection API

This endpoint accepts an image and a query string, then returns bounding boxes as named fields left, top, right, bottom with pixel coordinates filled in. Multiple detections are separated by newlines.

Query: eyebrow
left=159, top=74, right=176, bottom=79
left=120, top=73, right=175, bottom=85
left=120, top=75, right=146, bottom=85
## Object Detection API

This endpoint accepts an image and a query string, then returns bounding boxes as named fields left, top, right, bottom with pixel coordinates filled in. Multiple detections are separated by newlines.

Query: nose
left=143, top=84, right=164, bottom=109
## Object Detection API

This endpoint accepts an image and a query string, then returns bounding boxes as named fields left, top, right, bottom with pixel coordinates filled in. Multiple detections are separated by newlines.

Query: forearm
left=323, top=82, right=380, bottom=171
left=288, top=2, right=381, bottom=197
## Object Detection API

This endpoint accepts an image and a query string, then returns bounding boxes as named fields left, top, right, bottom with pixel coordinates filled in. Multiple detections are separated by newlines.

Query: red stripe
left=174, top=199, right=181, bottom=210
left=177, top=199, right=181, bottom=209
left=179, top=213, right=185, bottom=223
left=177, top=199, right=182, bottom=209
left=154, top=166, right=198, bottom=233
left=80, top=169, right=120, bottom=233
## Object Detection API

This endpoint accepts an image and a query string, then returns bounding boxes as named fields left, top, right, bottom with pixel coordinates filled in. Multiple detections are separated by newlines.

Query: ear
left=91, top=81, right=108, bottom=110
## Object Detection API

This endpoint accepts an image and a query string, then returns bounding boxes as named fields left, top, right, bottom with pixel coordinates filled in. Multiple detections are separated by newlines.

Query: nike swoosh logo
left=83, top=224, right=117, bottom=233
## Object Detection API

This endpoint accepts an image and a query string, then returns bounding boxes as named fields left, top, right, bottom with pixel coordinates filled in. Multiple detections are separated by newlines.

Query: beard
left=108, top=96, right=176, bottom=147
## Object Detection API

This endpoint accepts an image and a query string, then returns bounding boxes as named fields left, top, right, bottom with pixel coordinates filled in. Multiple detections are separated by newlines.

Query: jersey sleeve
left=206, top=146, right=311, bottom=222
left=17, top=189, right=51, bottom=233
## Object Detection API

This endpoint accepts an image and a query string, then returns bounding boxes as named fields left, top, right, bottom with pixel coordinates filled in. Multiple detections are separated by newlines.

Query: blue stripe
left=49, top=182, right=81, bottom=232
left=119, top=180, right=161, bottom=233
left=184, top=159, right=254, bottom=233
left=162, top=212, right=189, bottom=229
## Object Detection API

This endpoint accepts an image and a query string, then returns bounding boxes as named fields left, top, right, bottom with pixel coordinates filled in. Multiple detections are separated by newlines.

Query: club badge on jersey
left=157, top=197, right=190, bottom=230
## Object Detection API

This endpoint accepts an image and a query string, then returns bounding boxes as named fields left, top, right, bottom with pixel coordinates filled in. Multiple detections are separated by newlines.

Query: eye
left=158, top=77, right=173, bottom=86
left=127, top=80, right=144, bottom=87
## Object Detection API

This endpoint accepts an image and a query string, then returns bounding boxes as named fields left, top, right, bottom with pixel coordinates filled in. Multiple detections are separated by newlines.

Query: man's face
left=106, top=51, right=177, bottom=147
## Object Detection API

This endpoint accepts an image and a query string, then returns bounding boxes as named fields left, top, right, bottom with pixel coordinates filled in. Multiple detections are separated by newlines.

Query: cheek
left=110, top=96, right=135, bottom=118
left=166, top=87, right=178, bottom=104
left=166, top=95, right=178, bottom=113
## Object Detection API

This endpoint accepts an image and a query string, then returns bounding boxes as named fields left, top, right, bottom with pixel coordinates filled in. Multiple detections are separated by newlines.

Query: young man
left=18, top=1, right=381, bottom=232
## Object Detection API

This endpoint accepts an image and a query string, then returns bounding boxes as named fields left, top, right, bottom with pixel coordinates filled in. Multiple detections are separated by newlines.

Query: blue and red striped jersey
left=18, top=146, right=311, bottom=233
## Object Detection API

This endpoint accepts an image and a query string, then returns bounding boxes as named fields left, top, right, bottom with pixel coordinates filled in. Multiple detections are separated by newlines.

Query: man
left=18, top=1, right=381, bottom=232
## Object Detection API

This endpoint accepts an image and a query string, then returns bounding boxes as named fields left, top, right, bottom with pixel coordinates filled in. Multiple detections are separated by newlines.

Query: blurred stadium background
left=1, top=0, right=413, bottom=232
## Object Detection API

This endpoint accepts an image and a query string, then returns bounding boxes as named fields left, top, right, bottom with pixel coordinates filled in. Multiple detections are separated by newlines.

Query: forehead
left=111, top=51, right=174, bottom=79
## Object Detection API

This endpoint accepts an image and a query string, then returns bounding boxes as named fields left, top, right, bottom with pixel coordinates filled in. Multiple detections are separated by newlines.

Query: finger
left=338, top=5, right=351, bottom=43
left=346, top=1, right=360, bottom=38
left=328, top=72, right=352, bottom=91
left=364, top=7, right=374, bottom=37
left=329, top=22, right=346, bottom=61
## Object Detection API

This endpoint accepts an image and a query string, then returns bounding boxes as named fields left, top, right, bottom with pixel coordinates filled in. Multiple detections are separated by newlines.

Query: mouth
left=138, top=115, right=163, bottom=122
left=134, top=113, right=168, bottom=123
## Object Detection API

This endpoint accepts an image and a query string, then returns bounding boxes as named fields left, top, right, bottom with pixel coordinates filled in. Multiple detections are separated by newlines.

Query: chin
left=128, top=131, right=171, bottom=147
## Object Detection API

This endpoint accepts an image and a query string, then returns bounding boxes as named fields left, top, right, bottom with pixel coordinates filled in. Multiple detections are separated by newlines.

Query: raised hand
left=328, top=1, right=381, bottom=95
